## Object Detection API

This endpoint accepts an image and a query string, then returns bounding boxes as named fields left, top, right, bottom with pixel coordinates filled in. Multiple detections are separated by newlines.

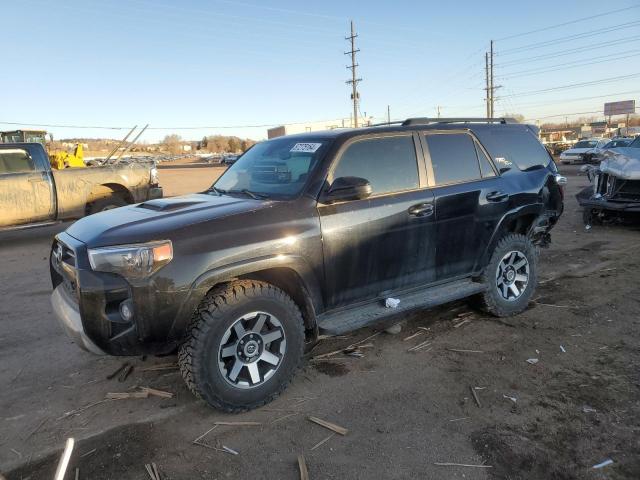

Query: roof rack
left=402, top=117, right=519, bottom=126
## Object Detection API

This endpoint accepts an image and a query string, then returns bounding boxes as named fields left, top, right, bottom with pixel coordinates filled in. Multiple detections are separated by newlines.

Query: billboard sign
left=604, top=100, right=635, bottom=116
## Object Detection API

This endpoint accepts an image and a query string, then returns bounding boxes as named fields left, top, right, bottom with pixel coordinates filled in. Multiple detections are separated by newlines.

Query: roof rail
left=402, top=117, right=519, bottom=126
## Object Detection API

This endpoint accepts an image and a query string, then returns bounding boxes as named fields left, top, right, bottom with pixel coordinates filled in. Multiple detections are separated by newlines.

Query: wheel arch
left=171, top=255, right=323, bottom=341
left=85, top=183, right=134, bottom=214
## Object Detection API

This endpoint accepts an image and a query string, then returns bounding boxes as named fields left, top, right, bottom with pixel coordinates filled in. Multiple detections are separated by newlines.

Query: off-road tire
left=475, top=233, right=538, bottom=317
left=178, top=280, right=304, bottom=412
left=89, top=195, right=127, bottom=214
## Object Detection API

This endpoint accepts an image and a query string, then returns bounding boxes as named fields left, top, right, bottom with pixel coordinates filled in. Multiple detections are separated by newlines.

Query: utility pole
left=345, top=20, right=362, bottom=128
left=485, top=52, right=490, bottom=118
left=387, top=105, right=391, bottom=125
left=489, top=40, right=494, bottom=118
left=436, top=106, right=441, bottom=118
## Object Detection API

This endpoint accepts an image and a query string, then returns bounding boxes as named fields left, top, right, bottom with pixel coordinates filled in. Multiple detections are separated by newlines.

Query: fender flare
left=169, top=254, right=324, bottom=338
left=474, top=203, right=544, bottom=273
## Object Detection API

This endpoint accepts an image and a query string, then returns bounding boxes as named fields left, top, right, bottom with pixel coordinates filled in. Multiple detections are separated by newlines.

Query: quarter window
left=425, top=133, right=481, bottom=185
left=475, top=142, right=496, bottom=178
left=332, top=135, right=419, bottom=195
left=0, top=149, right=35, bottom=174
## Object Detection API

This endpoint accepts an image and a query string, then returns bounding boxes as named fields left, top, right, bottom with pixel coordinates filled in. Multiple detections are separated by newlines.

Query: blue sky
left=1, top=0, right=639, bottom=141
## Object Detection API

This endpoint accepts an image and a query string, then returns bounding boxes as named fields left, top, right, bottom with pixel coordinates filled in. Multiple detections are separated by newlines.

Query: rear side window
left=475, top=143, right=496, bottom=178
left=474, top=127, right=551, bottom=171
left=424, top=133, right=481, bottom=185
left=0, top=149, right=35, bottom=174
left=332, top=135, right=418, bottom=195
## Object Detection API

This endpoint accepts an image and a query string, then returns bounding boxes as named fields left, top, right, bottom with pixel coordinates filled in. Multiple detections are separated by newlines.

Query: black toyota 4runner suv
left=51, top=118, right=565, bottom=411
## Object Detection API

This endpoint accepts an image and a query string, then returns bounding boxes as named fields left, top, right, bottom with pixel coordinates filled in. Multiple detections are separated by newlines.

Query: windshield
left=211, top=137, right=330, bottom=199
left=573, top=141, right=598, bottom=149
left=630, top=136, right=640, bottom=148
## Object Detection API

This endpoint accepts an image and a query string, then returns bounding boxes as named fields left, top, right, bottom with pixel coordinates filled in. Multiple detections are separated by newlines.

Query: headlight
left=88, top=240, right=173, bottom=280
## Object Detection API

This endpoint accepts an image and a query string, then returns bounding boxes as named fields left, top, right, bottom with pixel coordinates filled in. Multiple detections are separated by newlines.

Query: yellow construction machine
left=0, top=129, right=85, bottom=169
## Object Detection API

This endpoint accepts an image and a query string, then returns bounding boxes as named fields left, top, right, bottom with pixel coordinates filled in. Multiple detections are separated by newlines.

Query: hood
left=66, top=193, right=273, bottom=247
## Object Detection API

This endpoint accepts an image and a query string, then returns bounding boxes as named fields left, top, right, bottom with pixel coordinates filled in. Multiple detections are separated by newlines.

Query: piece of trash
left=407, top=340, right=432, bottom=352
left=310, top=433, right=335, bottom=451
left=118, top=364, right=134, bottom=382
left=560, top=345, right=566, bottom=353
left=106, top=391, right=149, bottom=400
left=54, top=438, right=75, bottom=480
left=434, top=462, right=492, bottom=468
left=385, top=323, right=402, bottom=334
left=447, top=348, right=484, bottom=353
left=453, top=318, right=472, bottom=328
left=308, top=416, right=348, bottom=436
left=585, top=224, right=592, bottom=231
left=535, top=349, right=540, bottom=354
left=144, top=462, right=161, bottom=480
left=403, top=331, right=424, bottom=342
left=385, top=297, right=400, bottom=308
left=592, top=459, right=613, bottom=469
left=470, top=386, right=482, bottom=408
left=106, top=362, right=130, bottom=380
left=222, top=445, right=239, bottom=455
left=582, top=406, right=597, bottom=413
left=298, top=454, right=310, bottom=480
left=140, top=387, right=174, bottom=399
left=526, top=358, right=539, bottom=365
left=503, top=394, right=517, bottom=403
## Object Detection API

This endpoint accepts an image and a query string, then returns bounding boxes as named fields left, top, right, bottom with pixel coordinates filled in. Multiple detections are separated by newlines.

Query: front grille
left=52, top=239, right=79, bottom=299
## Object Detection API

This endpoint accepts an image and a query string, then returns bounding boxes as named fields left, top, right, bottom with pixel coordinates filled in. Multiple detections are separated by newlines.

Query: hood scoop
left=138, top=198, right=204, bottom=212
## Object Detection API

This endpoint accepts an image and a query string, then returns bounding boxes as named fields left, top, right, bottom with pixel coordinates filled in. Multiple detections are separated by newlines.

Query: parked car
left=223, top=154, right=239, bottom=165
left=559, top=138, right=608, bottom=164
left=0, top=143, right=162, bottom=229
left=582, top=138, right=633, bottom=164
left=50, top=118, right=564, bottom=411
left=578, top=135, right=640, bottom=223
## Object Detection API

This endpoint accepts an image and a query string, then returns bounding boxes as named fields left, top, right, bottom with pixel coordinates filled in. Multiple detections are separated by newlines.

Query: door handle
left=408, top=203, right=434, bottom=217
left=486, top=191, right=509, bottom=202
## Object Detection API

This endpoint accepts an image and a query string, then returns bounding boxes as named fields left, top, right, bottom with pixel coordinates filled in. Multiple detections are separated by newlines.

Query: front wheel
left=178, top=280, right=304, bottom=412
left=475, top=233, right=538, bottom=317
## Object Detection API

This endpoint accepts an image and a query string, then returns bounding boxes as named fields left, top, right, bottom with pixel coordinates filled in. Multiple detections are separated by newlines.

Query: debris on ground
left=105, top=387, right=174, bottom=400
left=213, top=421, right=261, bottom=426
left=144, top=462, right=161, bottom=480
left=298, top=454, right=309, bottom=480
left=560, top=345, right=566, bottom=353
left=583, top=405, right=597, bottom=413
left=407, top=340, right=432, bottom=352
left=470, top=387, right=482, bottom=408
left=385, top=297, right=400, bottom=308
left=592, top=459, right=614, bottom=469
left=138, top=363, right=178, bottom=372
left=106, top=362, right=130, bottom=380
left=503, top=394, right=517, bottom=403
left=311, top=332, right=381, bottom=361
left=308, top=416, right=348, bottom=435
left=53, top=438, right=74, bottom=480
left=434, top=462, right=492, bottom=468
left=118, top=364, right=134, bottom=382
left=453, top=318, right=472, bottom=329
left=403, top=331, right=424, bottom=342
left=310, top=433, right=335, bottom=451
left=384, top=323, right=402, bottom=334
left=526, top=358, right=539, bottom=365
left=80, top=448, right=96, bottom=458
left=447, top=348, right=484, bottom=353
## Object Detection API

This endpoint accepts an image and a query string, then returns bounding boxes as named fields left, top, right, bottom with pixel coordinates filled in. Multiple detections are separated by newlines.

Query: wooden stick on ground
left=434, top=462, right=492, bottom=468
left=308, top=416, right=348, bottom=436
left=470, top=387, right=482, bottom=408
left=447, top=348, right=484, bottom=353
left=310, top=433, right=335, bottom=451
left=298, top=454, right=309, bottom=480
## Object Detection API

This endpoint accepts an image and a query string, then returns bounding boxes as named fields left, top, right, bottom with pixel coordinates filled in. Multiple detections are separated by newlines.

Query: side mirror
left=324, top=176, right=372, bottom=203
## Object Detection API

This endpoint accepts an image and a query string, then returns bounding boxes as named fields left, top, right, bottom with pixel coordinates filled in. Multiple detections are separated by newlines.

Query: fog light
left=119, top=300, right=134, bottom=321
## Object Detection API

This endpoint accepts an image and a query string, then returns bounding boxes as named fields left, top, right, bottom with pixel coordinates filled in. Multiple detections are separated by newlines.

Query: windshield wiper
left=227, top=189, right=267, bottom=200
left=206, top=186, right=226, bottom=196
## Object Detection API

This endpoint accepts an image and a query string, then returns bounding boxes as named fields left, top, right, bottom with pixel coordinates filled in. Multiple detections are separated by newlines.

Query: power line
left=499, top=50, right=640, bottom=79
left=523, top=110, right=604, bottom=121
left=500, top=73, right=640, bottom=98
left=501, top=90, right=640, bottom=109
left=496, top=35, right=640, bottom=67
left=499, top=21, right=640, bottom=55
left=496, top=5, right=640, bottom=41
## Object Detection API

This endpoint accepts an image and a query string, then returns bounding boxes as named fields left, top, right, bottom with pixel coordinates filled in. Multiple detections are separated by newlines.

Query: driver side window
left=332, top=135, right=419, bottom=196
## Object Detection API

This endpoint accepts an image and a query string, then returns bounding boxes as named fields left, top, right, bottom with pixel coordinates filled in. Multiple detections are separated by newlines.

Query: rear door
left=420, top=131, right=509, bottom=281
left=0, top=147, right=55, bottom=227
left=318, top=133, right=436, bottom=309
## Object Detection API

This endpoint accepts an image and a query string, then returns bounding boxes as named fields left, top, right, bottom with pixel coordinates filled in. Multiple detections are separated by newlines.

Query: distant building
left=182, top=144, right=192, bottom=152
left=267, top=117, right=371, bottom=139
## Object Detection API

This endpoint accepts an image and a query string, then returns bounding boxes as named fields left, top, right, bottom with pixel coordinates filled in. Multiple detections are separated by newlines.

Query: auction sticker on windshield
left=290, top=143, right=322, bottom=153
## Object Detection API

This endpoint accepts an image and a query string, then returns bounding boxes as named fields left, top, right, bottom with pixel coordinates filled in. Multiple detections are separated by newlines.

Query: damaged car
left=578, top=136, right=640, bottom=224
left=50, top=118, right=564, bottom=412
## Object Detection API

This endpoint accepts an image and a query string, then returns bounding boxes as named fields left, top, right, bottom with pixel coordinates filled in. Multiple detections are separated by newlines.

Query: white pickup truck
left=0, top=142, right=162, bottom=229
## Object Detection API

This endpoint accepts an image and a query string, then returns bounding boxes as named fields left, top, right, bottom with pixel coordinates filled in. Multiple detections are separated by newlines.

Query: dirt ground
left=1, top=164, right=639, bottom=479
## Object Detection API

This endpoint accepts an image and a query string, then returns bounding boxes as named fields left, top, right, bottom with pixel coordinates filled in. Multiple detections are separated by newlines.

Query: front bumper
left=51, top=285, right=106, bottom=355
left=149, top=186, right=163, bottom=200
left=576, top=186, right=640, bottom=212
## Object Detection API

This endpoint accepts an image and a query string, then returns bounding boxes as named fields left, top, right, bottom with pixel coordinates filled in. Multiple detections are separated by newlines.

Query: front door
left=0, top=147, right=54, bottom=227
left=420, top=131, right=509, bottom=280
left=318, top=133, right=436, bottom=309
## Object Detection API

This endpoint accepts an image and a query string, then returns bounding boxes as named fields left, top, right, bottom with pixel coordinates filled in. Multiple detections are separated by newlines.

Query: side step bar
left=317, top=279, right=486, bottom=335
left=0, top=220, right=61, bottom=232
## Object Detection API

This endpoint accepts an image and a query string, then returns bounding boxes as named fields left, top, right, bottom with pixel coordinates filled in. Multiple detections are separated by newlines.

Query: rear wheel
left=475, top=233, right=537, bottom=317
left=88, top=195, right=127, bottom=214
left=178, top=280, right=304, bottom=412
